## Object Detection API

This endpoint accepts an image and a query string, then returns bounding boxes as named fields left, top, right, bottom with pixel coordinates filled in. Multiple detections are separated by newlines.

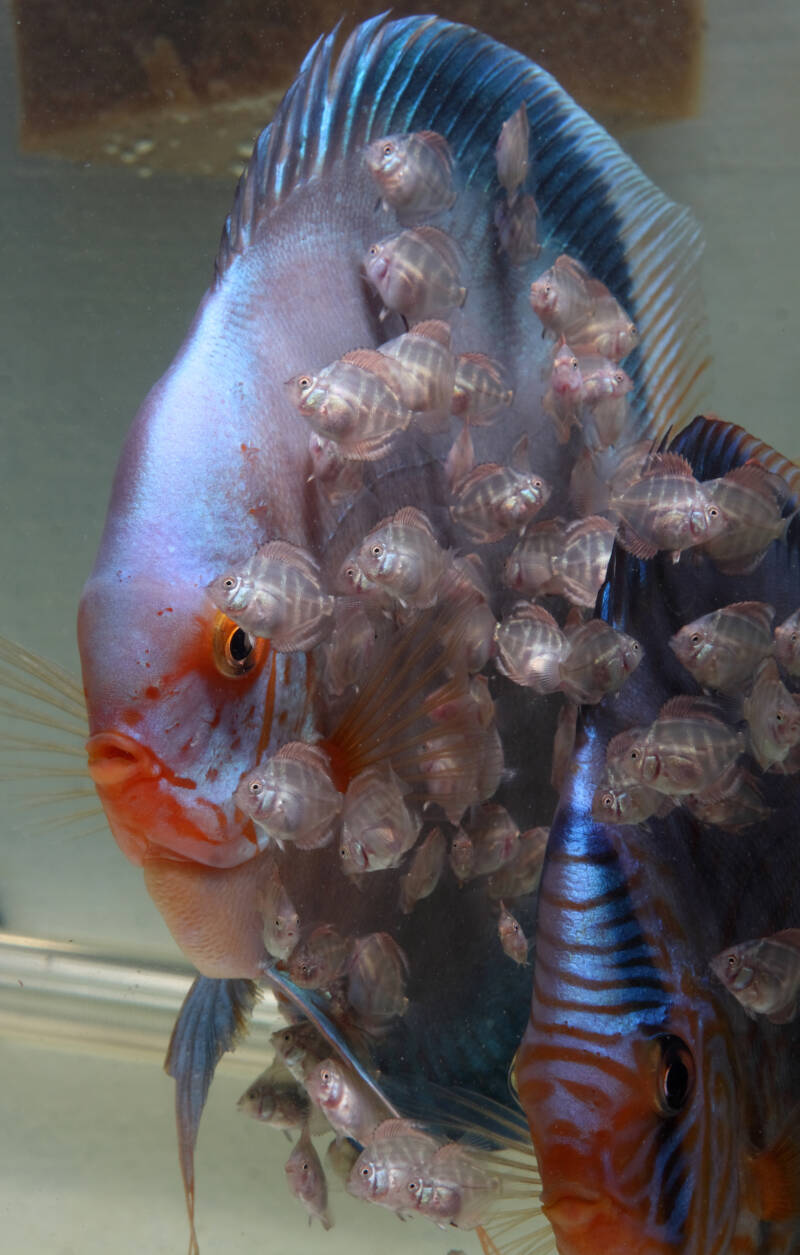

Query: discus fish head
left=79, top=572, right=285, bottom=870
left=522, top=978, right=742, bottom=1255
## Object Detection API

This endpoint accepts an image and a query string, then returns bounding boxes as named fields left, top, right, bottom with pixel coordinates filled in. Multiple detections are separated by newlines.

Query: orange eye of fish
left=212, top=612, right=267, bottom=678
left=656, top=1035, right=695, bottom=1115
left=629, top=748, right=640, bottom=762
left=361, top=1166, right=370, bottom=1178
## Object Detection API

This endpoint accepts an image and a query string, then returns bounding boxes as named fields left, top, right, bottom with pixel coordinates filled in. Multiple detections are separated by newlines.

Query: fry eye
left=601, top=792, right=615, bottom=810
left=369, top=244, right=380, bottom=256
left=382, top=142, right=394, bottom=156
left=212, top=612, right=267, bottom=678
left=248, top=779, right=262, bottom=796
left=708, top=505, right=720, bottom=518
left=657, top=1035, right=695, bottom=1114
left=222, top=575, right=237, bottom=590
left=371, top=543, right=384, bottom=558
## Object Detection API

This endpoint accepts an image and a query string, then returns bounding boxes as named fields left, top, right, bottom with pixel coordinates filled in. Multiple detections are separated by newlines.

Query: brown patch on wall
left=12, top=1, right=704, bottom=177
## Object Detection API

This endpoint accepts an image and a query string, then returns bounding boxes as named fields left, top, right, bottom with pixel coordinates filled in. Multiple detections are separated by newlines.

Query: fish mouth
left=86, top=732, right=153, bottom=787
left=543, top=1191, right=666, bottom=1255
left=86, top=729, right=259, bottom=868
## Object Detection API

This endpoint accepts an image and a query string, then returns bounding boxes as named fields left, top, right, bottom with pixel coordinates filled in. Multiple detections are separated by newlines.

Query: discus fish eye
left=726, top=952, right=738, bottom=970
left=382, top=142, right=394, bottom=156
left=222, top=575, right=237, bottom=589
left=708, top=505, right=720, bottom=518
left=570, top=357, right=578, bottom=369
left=600, top=791, right=615, bottom=810
left=248, top=779, right=262, bottom=795
left=212, top=612, right=267, bottom=678
left=656, top=1035, right=695, bottom=1115
left=321, top=1069, right=331, bottom=1081
left=776, top=711, right=785, bottom=723
left=407, top=1181, right=418, bottom=1193
left=369, top=244, right=380, bottom=256
left=298, top=376, right=312, bottom=390
left=371, top=543, right=384, bottom=558
left=532, top=478, right=543, bottom=489
left=690, top=632, right=702, bottom=644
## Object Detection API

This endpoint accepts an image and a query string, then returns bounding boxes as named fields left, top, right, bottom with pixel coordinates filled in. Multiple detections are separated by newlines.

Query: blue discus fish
left=519, top=417, right=800, bottom=1255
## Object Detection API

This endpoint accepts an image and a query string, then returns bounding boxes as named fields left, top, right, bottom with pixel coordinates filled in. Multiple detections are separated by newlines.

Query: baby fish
left=579, top=354, right=633, bottom=409
left=494, top=603, right=569, bottom=693
left=558, top=619, right=643, bottom=704
left=464, top=803, right=520, bottom=878
left=710, top=930, right=800, bottom=1024
left=699, top=461, right=794, bottom=574
left=495, top=103, right=529, bottom=203
left=606, top=697, right=745, bottom=797
left=611, top=451, right=726, bottom=560
left=493, top=193, right=540, bottom=265
left=411, top=1141, right=502, bottom=1229
left=450, top=352, right=513, bottom=426
left=398, top=827, right=447, bottom=914
left=304, top=1057, right=390, bottom=1144
left=774, top=607, right=800, bottom=675
left=237, top=1059, right=311, bottom=1129
left=354, top=507, right=448, bottom=609
left=569, top=294, right=639, bottom=362
left=347, top=1119, right=441, bottom=1216
left=450, top=434, right=550, bottom=543
left=486, top=825, right=548, bottom=899
left=379, top=320, right=455, bottom=420
left=498, top=901, right=529, bottom=965
left=346, top=932, right=410, bottom=1033
left=234, top=742, right=342, bottom=851
left=285, top=353, right=411, bottom=461
left=543, top=340, right=584, bottom=443
left=262, top=856, right=300, bottom=960
left=339, top=766, right=418, bottom=874
left=364, top=225, right=467, bottom=322
left=684, top=771, right=771, bottom=831
left=504, top=519, right=565, bottom=597
left=306, top=431, right=364, bottom=505
left=270, top=1021, right=329, bottom=1084
left=530, top=253, right=637, bottom=360
left=669, top=601, right=775, bottom=693
left=553, top=516, right=617, bottom=607
left=208, top=540, right=334, bottom=652
left=322, top=602, right=389, bottom=698
left=365, top=130, right=456, bottom=219
left=591, top=779, right=675, bottom=826
left=284, top=1124, right=332, bottom=1230
left=743, top=657, right=800, bottom=770
left=449, top=829, right=474, bottom=884
left=287, top=925, right=352, bottom=992
left=529, top=253, right=596, bottom=340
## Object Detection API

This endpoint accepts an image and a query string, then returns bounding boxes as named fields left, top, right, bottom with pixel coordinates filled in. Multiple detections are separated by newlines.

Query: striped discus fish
left=518, top=419, right=800, bottom=1255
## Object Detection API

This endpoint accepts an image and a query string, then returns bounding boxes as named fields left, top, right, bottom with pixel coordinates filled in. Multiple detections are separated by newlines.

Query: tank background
left=0, top=1, right=798, bottom=1252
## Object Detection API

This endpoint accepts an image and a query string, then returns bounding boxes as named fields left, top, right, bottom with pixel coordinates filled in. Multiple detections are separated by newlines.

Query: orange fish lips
left=86, top=730, right=259, bottom=868
left=542, top=1189, right=672, bottom=1255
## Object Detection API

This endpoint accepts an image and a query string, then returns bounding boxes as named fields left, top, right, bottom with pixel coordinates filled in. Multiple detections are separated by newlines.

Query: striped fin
left=215, top=14, right=708, bottom=435
left=671, top=414, right=800, bottom=504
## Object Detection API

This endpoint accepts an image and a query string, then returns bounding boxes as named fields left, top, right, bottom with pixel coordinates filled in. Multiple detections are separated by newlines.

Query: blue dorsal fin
left=671, top=414, right=800, bottom=502
left=214, top=13, right=708, bottom=437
